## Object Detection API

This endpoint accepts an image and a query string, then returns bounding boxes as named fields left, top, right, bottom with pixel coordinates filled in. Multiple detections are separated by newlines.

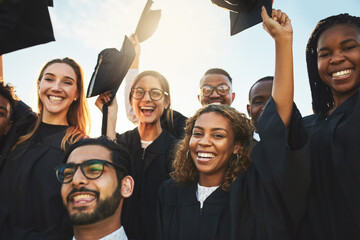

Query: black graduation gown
left=0, top=123, right=72, bottom=237
left=230, top=98, right=310, bottom=240
left=298, top=92, right=360, bottom=240
left=0, top=101, right=36, bottom=160
left=157, top=180, right=231, bottom=240
left=0, top=203, right=62, bottom=240
left=116, top=128, right=176, bottom=240
left=161, top=110, right=187, bottom=139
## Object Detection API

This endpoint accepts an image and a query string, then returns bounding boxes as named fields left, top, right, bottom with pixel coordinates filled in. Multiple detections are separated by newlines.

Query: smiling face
left=247, top=80, right=273, bottom=131
left=317, top=24, right=360, bottom=106
left=198, top=74, right=235, bottom=106
left=38, top=63, right=79, bottom=124
left=131, top=75, right=169, bottom=125
left=61, top=145, right=121, bottom=226
left=189, top=112, right=240, bottom=186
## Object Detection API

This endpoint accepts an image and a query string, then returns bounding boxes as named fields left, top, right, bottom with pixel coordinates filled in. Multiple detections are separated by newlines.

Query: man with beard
left=247, top=76, right=274, bottom=141
left=56, top=136, right=134, bottom=240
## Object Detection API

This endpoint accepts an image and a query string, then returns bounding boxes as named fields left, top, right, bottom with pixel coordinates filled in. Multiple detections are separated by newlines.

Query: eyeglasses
left=55, top=159, right=121, bottom=184
left=200, top=84, right=230, bottom=96
left=131, top=88, right=168, bottom=101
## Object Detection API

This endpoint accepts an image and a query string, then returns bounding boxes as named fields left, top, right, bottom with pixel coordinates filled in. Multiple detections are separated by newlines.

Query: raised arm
left=261, top=8, right=293, bottom=130
left=95, top=92, right=118, bottom=140
left=124, top=34, right=141, bottom=125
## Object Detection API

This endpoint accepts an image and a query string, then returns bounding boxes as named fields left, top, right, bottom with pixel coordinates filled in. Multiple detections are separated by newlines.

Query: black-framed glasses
left=55, top=159, right=121, bottom=184
left=200, top=84, right=230, bottom=96
left=131, top=87, right=168, bottom=101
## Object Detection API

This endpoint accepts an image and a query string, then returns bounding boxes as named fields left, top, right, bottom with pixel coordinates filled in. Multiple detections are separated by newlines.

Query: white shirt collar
left=253, top=131, right=260, bottom=141
left=73, top=226, right=128, bottom=240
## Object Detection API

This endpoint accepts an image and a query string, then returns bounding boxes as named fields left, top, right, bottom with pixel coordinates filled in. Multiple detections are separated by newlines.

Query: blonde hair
left=15, top=58, right=90, bottom=151
left=170, top=105, right=253, bottom=191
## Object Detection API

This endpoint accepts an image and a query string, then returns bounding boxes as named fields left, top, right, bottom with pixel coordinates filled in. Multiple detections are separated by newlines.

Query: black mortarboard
left=135, top=0, right=161, bottom=42
left=0, top=0, right=55, bottom=55
left=211, top=0, right=272, bottom=35
left=87, top=36, right=135, bottom=135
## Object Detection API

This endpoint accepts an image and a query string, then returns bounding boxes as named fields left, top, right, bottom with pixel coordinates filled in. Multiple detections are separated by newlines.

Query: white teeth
left=198, top=152, right=216, bottom=158
left=141, top=106, right=155, bottom=110
left=49, top=96, right=63, bottom=101
left=73, top=194, right=95, bottom=201
left=210, top=102, right=221, bottom=105
left=332, top=69, right=352, bottom=78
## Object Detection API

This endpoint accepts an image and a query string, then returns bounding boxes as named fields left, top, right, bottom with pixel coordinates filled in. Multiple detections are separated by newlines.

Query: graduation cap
left=87, top=36, right=135, bottom=135
left=211, top=0, right=272, bottom=35
left=135, top=0, right=161, bottom=42
left=0, top=0, right=55, bottom=55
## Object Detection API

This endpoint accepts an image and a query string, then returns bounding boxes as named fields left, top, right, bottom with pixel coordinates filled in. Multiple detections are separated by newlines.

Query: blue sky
left=3, top=0, right=360, bottom=136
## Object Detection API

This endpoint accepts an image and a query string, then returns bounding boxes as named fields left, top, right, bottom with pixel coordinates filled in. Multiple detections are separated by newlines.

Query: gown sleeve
left=230, top=97, right=310, bottom=240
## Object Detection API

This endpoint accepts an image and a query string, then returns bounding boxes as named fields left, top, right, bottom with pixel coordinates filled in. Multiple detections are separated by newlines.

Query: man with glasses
left=198, top=68, right=235, bottom=106
left=56, top=136, right=134, bottom=240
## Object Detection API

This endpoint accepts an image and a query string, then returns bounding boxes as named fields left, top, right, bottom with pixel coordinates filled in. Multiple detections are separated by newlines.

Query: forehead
left=195, top=112, right=232, bottom=132
left=43, top=63, right=77, bottom=80
left=318, top=24, right=360, bottom=47
left=250, top=80, right=273, bottom=99
left=200, top=74, right=231, bottom=87
left=135, top=75, right=162, bottom=89
left=67, top=145, right=111, bottom=164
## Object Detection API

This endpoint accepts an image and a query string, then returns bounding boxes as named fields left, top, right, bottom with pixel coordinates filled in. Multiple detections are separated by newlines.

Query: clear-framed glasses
left=131, top=88, right=168, bottom=101
left=200, top=84, right=230, bottom=96
left=55, top=159, right=121, bottom=184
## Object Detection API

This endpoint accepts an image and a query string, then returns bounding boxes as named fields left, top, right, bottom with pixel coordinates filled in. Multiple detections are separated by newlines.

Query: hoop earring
left=187, top=150, right=192, bottom=161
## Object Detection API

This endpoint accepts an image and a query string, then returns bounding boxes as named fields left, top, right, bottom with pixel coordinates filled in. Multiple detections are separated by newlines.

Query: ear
left=121, top=176, right=134, bottom=199
left=231, top=92, right=235, bottom=103
left=246, top=104, right=251, bottom=117
left=232, top=141, right=242, bottom=155
left=164, top=98, right=170, bottom=110
left=4, top=121, right=13, bottom=136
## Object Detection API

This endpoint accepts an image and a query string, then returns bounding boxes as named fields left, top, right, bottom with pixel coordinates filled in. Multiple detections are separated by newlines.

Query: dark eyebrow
left=318, top=38, right=359, bottom=52
left=44, top=72, right=75, bottom=82
left=193, top=126, right=228, bottom=133
left=0, top=106, right=8, bottom=112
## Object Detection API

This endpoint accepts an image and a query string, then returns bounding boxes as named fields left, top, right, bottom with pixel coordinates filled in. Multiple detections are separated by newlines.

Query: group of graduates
left=0, top=5, right=359, bottom=240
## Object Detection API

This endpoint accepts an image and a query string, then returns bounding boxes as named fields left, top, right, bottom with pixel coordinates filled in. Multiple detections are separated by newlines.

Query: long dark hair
left=306, top=13, right=360, bottom=114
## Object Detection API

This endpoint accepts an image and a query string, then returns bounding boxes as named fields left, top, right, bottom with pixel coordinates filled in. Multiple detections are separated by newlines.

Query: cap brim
left=0, top=0, right=55, bottom=55
left=230, top=0, right=272, bottom=35
left=87, top=36, right=135, bottom=99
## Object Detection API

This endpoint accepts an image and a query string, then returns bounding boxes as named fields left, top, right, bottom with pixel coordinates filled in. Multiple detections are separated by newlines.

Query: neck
left=198, top=172, right=223, bottom=187
left=138, top=121, right=162, bottom=141
left=42, top=111, right=69, bottom=126
left=73, top=214, right=121, bottom=240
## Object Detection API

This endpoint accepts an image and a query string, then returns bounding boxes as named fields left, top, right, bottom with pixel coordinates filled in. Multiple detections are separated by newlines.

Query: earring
left=74, top=98, right=77, bottom=101
left=186, top=150, right=192, bottom=161
left=236, top=154, right=240, bottom=163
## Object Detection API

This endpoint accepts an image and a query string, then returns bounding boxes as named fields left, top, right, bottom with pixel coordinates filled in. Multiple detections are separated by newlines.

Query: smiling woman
left=0, top=57, right=90, bottom=236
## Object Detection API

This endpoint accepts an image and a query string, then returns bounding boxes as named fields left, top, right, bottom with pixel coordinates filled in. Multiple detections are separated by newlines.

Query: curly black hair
left=306, top=13, right=360, bottom=114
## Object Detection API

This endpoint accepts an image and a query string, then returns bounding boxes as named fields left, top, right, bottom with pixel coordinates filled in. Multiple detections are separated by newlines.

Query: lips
left=140, top=106, right=155, bottom=115
left=48, top=95, right=64, bottom=102
left=197, top=152, right=216, bottom=162
left=67, top=188, right=99, bottom=208
left=331, top=69, right=353, bottom=80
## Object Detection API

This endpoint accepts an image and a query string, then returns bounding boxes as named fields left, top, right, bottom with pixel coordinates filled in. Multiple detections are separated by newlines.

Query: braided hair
left=306, top=13, right=360, bottom=114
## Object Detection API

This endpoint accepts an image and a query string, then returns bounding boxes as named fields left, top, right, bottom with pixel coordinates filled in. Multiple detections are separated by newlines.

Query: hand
left=95, top=91, right=112, bottom=112
left=129, top=33, right=140, bottom=69
left=261, top=7, right=292, bottom=41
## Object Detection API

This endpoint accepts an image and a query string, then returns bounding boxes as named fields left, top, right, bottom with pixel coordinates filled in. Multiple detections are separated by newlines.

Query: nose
left=143, top=91, right=152, bottom=101
left=71, top=167, right=88, bottom=186
left=51, top=80, right=62, bottom=91
left=210, top=89, right=220, bottom=97
left=330, top=51, right=345, bottom=65
left=198, top=134, right=211, bottom=147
